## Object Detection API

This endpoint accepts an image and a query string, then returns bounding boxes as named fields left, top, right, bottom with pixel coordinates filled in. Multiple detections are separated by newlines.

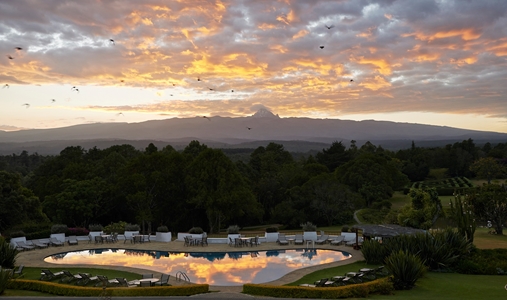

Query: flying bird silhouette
left=6, top=55, right=13, bottom=59
left=14, top=47, right=23, bottom=51
left=197, top=77, right=201, bottom=82
left=116, top=112, right=124, bottom=116
left=3, top=84, right=8, bottom=89
left=51, top=99, right=56, bottom=103
left=207, top=87, right=214, bottom=91
left=22, top=103, right=30, bottom=108
left=203, top=116, right=210, bottom=121
left=246, top=127, right=252, bottom=130
left=231, top=90, right=234, bottom=92
left=109, top=39, right=115, bottom=45
left=325, top=24, right=335, bottom=29
left=71, top=86, right=77, bottom=91
left=120, top=80, right=124, bottom=83
left=319, top=46, right=324, bottom=49
left=350, top=79, right=354, bottom=82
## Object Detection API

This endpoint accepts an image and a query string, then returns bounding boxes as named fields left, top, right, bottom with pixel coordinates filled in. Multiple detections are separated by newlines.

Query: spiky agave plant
left=385, top=250, right=427, bottom=290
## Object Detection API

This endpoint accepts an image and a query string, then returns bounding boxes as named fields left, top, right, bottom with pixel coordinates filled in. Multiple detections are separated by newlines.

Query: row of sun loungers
left=276, top=233, right=351, bottom=246
left=14, top=236, right=80, bottom=251
left=299, top=266, right=388, bottom=288
left=39, top=269, right=170, bottom=287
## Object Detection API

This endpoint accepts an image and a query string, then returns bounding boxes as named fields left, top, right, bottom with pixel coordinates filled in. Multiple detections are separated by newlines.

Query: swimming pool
left=44, top=248, right=352, bottom=286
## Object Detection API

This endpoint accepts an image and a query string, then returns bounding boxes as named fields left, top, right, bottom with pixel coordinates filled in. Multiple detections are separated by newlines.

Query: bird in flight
left=71, top=86, right=79, bottom=93
left=231, top=90, right=234, bottom=92
left=246, top=127, right=252, bottom=130
left=109, top=39, right=115, bottom=45
left=325, top=25, right=334, bottom=29
left=3, top=84, right=8, bottom=89
left=319, top=46, right=324, bottom=49
left=207, top=87, right=214, bottom=91
left=51, top=99, right=56, bottom=103
left=6, top=55, right=14, bottom=59
left=350, top=79, right=354, bottom=82
left=172, top=83, right=176, bottom=86
left=203, top=116, right=210, bottom=121
left=14, top=47, right=23, bottom=51
left=22, top=103, right=30, bottom=108
left=120, top=80, right=124, bottom=83
left=197, top=77, right=201, bottom=82
left=116, top=112, right=124, bottom=116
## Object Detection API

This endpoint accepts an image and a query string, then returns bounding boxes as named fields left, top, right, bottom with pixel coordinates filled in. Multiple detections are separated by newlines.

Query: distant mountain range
left=0, top=109, right=506, bottom=155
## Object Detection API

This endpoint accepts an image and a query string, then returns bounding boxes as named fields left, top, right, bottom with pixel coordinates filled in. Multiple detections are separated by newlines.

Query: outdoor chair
left=359, top=268, right=377, bottom=281
left=94, top=235, right=103, bottom=244
left=77, top=273, right=99, bottom=286
left=142, top=235, right=151, bottom=243
left=330, top=236, right=345, bottom=246
left=32, top=239, right=49, bottom=249
left=294, top=234, right=304, bottom=245
left=116, top=277, right=137, bottom=287
left=123, top=234, right=133, bottom=244
left=277, top=233, right=289, bottom=245
left=95, top=275, right=120, bottom=287
left=184, top=236, right=194, bottom=247
left=16, top=241, right=35, bottom=251
left=13, top=265, right=24, bottom=278
left=325, top=276, right=345, bottom=287
left=154, top=274, right=170, bottom=286
left=140, top=280, right=151, bottom=287
left=200, top=236, right=208, bottom=246
left=60, top=270, right=86, bottom=283
left=142, top=273, right=153, bottom=279
left=315, top=234, right=329, bottom=245
left=299, top=278, right=328, bottom=287
left=234, top=238, right=243, bottom=247
left=133, top=235, right=143, bottom=244
left=40, top=269, right=64, bottom=281
left=228, top=237, right=234, bottom=247
left=49, top=237, right=64, bottom=247
left=67, top=235, right=78, bottom=246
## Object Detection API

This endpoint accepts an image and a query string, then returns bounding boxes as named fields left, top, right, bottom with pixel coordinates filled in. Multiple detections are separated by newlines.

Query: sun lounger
left=60, top=270, right=86, bottom=283
left=67, top=235, right=78, bottom=246
left=40, top=269, right=65, bottom=281
left=49, top=237, right=64, bottom=246
left=116, top=277, right=137, bottom=287
left=32, top=239, right=49, bottom=249
left=298, top=277, right=328, bottom=287
left=294, top=234, right=304, bottom=245
left=77, top=273, right=99, bottom=286
left=277, top=233, right=289, bottom=245
left=153, top=274, right=170, bottom=286
left=95, top=275, right=120, bottom=287
left=13, top=265, right=24, bottom=278
left=330, top=236, right=345, bottom=246
left=16, top=241, right=35, bottom=251
left=315, top=234, right=329, bottom=245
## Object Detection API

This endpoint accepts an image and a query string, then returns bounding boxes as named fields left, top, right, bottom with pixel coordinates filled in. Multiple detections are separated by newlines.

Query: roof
left=351, top=224, right=426, bottom=237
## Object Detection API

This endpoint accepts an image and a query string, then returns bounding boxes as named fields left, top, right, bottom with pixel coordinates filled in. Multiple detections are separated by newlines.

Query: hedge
left=243, top=278, right=394, bottom=299
left=7, top=280, right=209, bottom=296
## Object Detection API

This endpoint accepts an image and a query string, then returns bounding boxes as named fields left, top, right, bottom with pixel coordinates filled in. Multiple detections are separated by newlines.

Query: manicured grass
left=369, top=272, right=507, bottom=299
left=427, top=168, right=448, bottom=180
left=287, top=261, right=375, bottom=286
left=22, top=267, right=141, bottom=282
left=473, top=227, right=507, bottom=249
left=390, top=191, right=410, bottom=210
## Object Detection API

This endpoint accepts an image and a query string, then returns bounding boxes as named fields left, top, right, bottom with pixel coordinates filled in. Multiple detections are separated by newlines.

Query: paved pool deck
left=16, top=239, right=364, bottom=293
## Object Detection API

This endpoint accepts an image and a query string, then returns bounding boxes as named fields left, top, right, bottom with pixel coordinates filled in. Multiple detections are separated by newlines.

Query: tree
left=315, top=141, right=351, bottom=172
left=470, top=157, right=505, bottom=184
left=449, top=193, right=476, bottom=243
left=469, top=183, right=507, bottom=235
left=186, top=148, right=262, bottom=233
left=397, top=188, right=443, bottom=229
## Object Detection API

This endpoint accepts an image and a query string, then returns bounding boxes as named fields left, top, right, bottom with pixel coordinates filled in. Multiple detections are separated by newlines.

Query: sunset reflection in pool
left=44, top=249, right=351, bottom=286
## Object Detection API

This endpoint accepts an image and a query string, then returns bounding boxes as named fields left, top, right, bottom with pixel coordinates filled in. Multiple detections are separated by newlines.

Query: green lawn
left=21, top=267, right=141, bottom=282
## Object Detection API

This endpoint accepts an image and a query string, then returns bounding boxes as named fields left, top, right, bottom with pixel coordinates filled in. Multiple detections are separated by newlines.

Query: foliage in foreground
left=0, top=237, right=18, bottom=269
left=0, top=268, right=12, bottom=295
left=384, top=250, right=427, bottom=290
left=454, top=248, right=507, bottom=275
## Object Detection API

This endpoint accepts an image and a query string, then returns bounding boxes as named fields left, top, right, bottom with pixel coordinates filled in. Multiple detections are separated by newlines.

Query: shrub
left=68, top=227, right=89, bottom=236
left=9, top=231, right=26, bottom=238
left=125, top=223, right=140, bottom=231
left=265, top=227, right=279, bottom=233
left=385, top=250, right=426, bottom=290
left=454, top=248, right=507, bottom=275
left=361, top=239, right=387, bottom=265
left=0, top=237, right=18, bottom=269
left=301, top=222, right=317, bottom=231
left=104, top=221, right=127, bottom=234
left=188, top=227, right=204, bottom=234
left=157, top=226, right=169, bottom=233
left=88, top=224, right=103, bottom=231
left=0, top=268, right=12, bottom=295
left=341, top=226, right=349, bottom=233
left=226, top=225, right=240, bottom=234
left=51, top=224, right=68, bottom=234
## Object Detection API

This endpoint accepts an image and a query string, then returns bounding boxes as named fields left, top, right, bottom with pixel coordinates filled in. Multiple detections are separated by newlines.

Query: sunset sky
left=1, top=0, right=506, bottom=133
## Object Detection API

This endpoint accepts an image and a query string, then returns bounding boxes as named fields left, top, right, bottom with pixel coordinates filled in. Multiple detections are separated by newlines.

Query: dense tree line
left=0, top=138, right=506, bottom=234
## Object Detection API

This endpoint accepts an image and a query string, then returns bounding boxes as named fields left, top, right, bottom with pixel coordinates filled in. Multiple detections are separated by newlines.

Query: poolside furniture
left=60, top=270, right=86, bottom=283
left=249, top=236, right=259, bottom=247
left=95, top=235, right=103, bottom=244
left=13, top=265, right=24, bottom=278
left=346, top=236, right=363, bottom=247
left=299, top=278, right=328, bottom=287
left=16, top=241, right=35, bottom=251
left=95, top=275, right=120, bottom=287
left=228, top=237, right=234, bottom=247
left=142, top=273, right=153, bottom=279
left=184, top=236, right=195, bottom=246
left=153, top=274, right=170, bottom=286
left=140, top=281, right=151, bottom=287
left=315, top=234, right=329, bottom=245
left=200, top=236, right=208, bottom=246
left=40, top=269, right=64, bottom=281
left=68, top=235, right=79, bottom=246
left=325, top=276, right=345, bottom=287
left=32, top=239, right=49, bottom=249
left=124, top=234, right=133, bottom=244
left=133, top=235, right=143, bottom=244
left=294, top=234, right=304, bottom=245
left=77, top=273, right=99, bottom=286
left=330, top=236, right=345, bottom=246
left=276, top=233, right=289, bottom=245
left=116, top=277, right=137, bottom=287
left=49, top=237, right=64, bottom=247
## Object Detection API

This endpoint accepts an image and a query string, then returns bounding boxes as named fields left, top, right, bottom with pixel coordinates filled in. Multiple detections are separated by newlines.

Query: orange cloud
left=293, top=29, right=308, bottom=39
left=355, top=57, right=392, bottom=75
left=405, top=28, right=482, bottom=42
left=360, top=75, right=391, bottom=91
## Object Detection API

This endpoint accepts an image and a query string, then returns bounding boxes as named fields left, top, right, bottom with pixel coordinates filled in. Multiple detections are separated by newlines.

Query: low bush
left=25, top=229, right=51, bottom=240
left=124, top=224, right=140, bottom=231
left=156, top=226, right=169, bottom=232
left=0, top=237, right=18, bottom=269
left=361, top=239, right=388, bottom=265
left=68, top=227, right=89, bottom=236
left=51, top=224, right=68, bottom=234
left=104, top=221, right=126, bottom=234
left=341, top=226, right=349, bottom=233
left=454, top=248, right=507, bottom=275
left=226, top=225, right=240, bottom=234
left=7, top=280, right=208, bottom=297
left=301, top=222, right=317, bottom=231
left=385, top=250, right=426, bottom=290
left=243, top=277, right=394, bottom=298
left=9, top=231, right=26, bottom=238
left=188, top=227, right=204, bottom=234
left=0, top=268, right=12, bottom=295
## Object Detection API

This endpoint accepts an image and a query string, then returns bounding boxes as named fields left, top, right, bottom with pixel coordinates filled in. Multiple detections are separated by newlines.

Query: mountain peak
left=252, top=108, right=280, bottom=118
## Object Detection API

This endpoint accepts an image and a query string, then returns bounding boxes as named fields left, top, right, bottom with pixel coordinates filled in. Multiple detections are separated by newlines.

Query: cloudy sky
left=1, top=0, right=507, bottom=132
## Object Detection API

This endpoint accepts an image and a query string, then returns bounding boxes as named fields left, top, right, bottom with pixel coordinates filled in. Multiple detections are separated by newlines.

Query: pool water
left=44, top=248, right=352, bottom=286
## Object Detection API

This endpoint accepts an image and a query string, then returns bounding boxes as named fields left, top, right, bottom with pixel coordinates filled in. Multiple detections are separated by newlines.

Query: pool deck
left=16, top=240, right=364, bottom=293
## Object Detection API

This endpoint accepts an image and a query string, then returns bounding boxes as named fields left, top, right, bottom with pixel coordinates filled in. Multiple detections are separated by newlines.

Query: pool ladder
left=176, top=271, right=190, bottom=282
